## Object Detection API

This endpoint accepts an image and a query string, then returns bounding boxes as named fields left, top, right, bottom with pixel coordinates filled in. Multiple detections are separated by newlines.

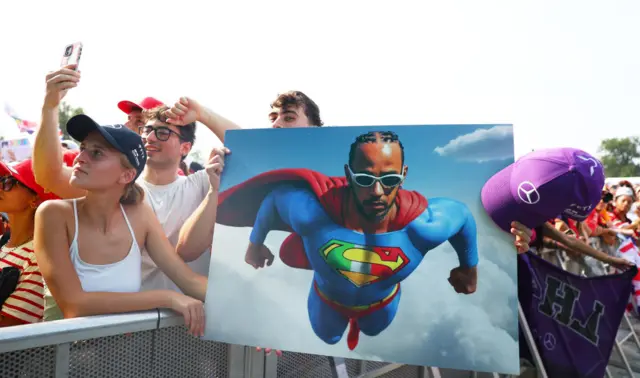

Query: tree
left=58, top=102, right=84, bottom=140
left=599, top=137, right=640, bottom=177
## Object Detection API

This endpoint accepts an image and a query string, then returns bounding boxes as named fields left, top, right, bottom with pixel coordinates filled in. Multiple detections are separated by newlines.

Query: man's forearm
left=543, top=237, right=571, bottom=251
left=198, top=107, right=243, bottom=143
left=176, top=190, right=218, bottom=262
left=33, top=106, right=63, bottom=186
left=566, top=237, right=614, bottom=262
left=543, top=223, right=613, bottom=263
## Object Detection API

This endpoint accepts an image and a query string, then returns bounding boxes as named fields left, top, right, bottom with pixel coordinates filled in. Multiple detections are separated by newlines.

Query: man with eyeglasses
left=32, top=66, right=239, bottom=293
left=212, top=130, right=480, bottom=351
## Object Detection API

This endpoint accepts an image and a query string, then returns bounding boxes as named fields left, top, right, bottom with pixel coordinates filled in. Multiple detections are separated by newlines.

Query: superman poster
left=204, top=125, right=519, bottom=374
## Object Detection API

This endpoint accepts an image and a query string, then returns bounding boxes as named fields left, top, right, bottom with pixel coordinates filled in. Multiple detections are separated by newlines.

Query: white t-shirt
left=138, top=169, right=211, bottom=292
left=628, top=203, right=638, bottom=222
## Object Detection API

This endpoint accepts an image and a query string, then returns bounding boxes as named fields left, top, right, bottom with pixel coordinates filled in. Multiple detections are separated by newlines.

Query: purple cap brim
left=481, top=163, right=550, bottom=233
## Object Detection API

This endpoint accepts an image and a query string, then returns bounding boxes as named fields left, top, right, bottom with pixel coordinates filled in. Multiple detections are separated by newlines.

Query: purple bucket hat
left=481, top=147, right=605, bottom=233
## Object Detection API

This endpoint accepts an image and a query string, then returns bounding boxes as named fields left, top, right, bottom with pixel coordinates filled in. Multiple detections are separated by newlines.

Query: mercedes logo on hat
left=517, top=181, right=540, bottom=205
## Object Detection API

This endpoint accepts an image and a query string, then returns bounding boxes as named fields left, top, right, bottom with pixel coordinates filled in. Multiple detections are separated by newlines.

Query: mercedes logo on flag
left=543, top=333, right=556, bottom=350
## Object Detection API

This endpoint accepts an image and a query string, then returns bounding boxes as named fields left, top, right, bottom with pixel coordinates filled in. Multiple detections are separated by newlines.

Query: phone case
left=61, top=42, right=83, bottom=69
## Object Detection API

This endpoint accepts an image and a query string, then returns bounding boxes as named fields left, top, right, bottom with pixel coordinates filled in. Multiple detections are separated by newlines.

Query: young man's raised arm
left=165, top=97, right=242, bottom=143
left=33, top=66, right=86, bottom=199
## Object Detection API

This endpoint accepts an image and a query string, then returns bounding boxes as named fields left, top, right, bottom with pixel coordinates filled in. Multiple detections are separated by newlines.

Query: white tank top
left=44, top=199, right=142, bottom=321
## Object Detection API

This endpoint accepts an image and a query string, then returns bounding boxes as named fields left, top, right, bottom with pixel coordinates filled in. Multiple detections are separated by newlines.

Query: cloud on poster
left=206, top=226, right=519, bottom=373
left=434, top=125, right=513, bottom=163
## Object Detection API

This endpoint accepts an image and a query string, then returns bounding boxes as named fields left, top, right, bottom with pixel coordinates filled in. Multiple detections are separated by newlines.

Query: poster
left=0, top=137, right=31, bottom=162
left=205, top=125, right=519, bottom=374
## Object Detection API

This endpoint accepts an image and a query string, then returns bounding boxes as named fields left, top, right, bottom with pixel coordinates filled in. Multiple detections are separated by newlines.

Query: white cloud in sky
left=434, top=125, right=514, bottom=163
left=204, top=215, right=520, bottom=374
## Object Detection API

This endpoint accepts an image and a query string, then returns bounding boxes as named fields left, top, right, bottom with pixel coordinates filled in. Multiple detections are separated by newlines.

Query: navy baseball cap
left=66, top=114, right=147, bottom=179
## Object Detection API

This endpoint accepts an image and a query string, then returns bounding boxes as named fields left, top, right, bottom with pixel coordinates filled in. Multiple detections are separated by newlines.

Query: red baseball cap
left=63, top=150, right=80, bottom=167
left=117, top=97, right=165, bottom=114
left=0, top=159, right=60, bottom=201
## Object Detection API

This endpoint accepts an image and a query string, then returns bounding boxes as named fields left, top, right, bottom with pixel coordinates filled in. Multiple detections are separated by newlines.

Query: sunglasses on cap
left=139, top=125, right=182, bottom=142
left=0, top=176, right=21, bottom=192
left=347, top=166, right=404, bottom=188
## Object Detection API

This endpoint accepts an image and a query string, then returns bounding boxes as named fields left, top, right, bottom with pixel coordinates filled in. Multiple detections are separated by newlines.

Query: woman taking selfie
left=35, top=115, right=211, bottom=336
left=0, top=159, right=58, bottom=327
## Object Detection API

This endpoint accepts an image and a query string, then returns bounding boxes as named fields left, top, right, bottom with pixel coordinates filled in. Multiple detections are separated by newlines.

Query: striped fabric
left=0, top=240, right=44, bottom=324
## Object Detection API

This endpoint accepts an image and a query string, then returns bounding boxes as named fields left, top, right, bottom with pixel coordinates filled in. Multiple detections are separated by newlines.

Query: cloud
left=204, top=223, right=520, bottom=374
left=434, top=125, right=513, bottom=163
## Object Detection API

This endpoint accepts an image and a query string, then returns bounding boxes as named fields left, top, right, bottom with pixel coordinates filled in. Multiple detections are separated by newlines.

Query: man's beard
left=353, top=195, right=393, bottom=223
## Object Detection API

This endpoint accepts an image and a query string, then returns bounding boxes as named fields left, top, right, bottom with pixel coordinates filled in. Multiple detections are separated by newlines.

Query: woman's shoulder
left=36, top=198, right=77, bottom=222
left=121, top=199, right=154, bottom=220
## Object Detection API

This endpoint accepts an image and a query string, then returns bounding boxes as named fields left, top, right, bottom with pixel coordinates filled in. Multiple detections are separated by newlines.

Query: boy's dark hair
left=270, top=91, right=323, bottom=127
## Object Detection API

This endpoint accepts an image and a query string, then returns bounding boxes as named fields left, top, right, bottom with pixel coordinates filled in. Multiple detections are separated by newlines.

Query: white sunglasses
left=347, top=166, right=404, bottom=188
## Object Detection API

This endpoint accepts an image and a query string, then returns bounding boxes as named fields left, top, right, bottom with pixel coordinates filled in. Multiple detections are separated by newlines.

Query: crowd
left=0, top=62, right=636, bottom=372
left=530, top=180, right=640, bottom=276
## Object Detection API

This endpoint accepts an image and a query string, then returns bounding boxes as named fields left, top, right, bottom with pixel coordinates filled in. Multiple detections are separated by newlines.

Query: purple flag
left=518, top=251, right=637, bottom=377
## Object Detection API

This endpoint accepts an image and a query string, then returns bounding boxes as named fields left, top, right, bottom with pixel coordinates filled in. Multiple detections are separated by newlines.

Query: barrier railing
left=0, top=310, right=230, bottom=378
left=0, top=310, right=515, bottom=377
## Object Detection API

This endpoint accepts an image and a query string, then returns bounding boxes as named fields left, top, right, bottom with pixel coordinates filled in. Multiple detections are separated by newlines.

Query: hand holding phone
left=42, top=43, right=83, bottom=109
left=61, top=42, right=83, bottom=70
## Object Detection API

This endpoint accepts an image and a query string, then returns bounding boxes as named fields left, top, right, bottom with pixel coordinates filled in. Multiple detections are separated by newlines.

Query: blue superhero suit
left=216, top=168, right=479, bottom=350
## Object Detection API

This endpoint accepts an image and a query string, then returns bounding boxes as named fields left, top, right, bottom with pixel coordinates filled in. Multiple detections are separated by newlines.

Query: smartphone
left=61, top=42, right=83, bottom=70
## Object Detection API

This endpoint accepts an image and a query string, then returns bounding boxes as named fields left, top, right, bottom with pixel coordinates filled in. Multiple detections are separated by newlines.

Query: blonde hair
left=119, top=155, right=145, bottom=205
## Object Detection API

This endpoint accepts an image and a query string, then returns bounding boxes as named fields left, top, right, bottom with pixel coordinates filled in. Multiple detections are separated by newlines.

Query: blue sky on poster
left=1, top=0, right=639, bottom=162
left=205, top=125, right=520, bottom=373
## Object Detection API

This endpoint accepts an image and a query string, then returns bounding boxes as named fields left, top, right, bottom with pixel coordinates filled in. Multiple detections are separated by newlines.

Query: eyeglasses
left=0, top=176, right=19, bottom=192
left=347, top=167, right=404, bottom=188
left=139, top=125, right=182, bottom=142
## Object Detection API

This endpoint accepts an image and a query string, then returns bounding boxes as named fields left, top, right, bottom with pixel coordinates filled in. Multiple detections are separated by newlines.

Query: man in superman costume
left=216, top=131, right=479, bottom=350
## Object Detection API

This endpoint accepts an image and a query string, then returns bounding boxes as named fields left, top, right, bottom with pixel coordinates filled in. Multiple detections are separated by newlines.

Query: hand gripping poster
left=204, top=125, right=519, bottom=374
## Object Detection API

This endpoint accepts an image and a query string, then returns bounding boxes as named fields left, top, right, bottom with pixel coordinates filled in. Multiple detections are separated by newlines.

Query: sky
left=205, top=125, right=521, bottom=374
left=1, top=0, right=639, bottom=162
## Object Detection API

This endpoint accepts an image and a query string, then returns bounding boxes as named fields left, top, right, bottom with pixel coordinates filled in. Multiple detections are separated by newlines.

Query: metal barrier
left=0, top=310, right=515, bottom=378
left=0, top=310, right=229, bottom=378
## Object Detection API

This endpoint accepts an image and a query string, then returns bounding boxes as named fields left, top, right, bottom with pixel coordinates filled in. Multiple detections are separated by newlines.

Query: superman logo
left=319, top=239, right=409, bottom=287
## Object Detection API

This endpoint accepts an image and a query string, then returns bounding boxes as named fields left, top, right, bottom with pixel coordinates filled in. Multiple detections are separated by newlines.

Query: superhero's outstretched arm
left=249, top=184, right=330, bottom=245
left=411, top=197, right=479, bottom=268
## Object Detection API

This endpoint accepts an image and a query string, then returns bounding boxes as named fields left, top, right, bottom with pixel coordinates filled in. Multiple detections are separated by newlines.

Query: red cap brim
left=117, top=100, right=143, bottom=114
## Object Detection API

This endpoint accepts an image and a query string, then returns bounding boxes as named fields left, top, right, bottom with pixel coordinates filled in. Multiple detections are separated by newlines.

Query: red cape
left=217, top=168, right=428, bottom=270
